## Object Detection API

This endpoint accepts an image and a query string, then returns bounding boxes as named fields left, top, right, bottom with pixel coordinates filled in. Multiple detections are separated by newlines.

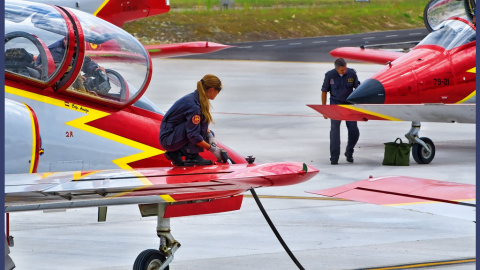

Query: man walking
left=321, top=58, right=360, bottom=165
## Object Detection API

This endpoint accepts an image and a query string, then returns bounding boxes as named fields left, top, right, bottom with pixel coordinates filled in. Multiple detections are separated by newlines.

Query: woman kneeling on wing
left=159, top=74, right=224, bottom=166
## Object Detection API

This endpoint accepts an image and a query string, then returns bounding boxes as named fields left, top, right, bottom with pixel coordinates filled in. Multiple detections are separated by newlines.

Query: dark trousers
left=160, top=122, right=204, bottom=155
left=330, top=119, right=359, bottom=162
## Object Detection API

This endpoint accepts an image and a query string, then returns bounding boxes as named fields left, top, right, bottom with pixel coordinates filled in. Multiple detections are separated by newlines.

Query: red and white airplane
left=308, top=0, right=476, bottom=164
left=307, top=0, right=476, bottom=229
left=3, top=1, right=319, bottom=269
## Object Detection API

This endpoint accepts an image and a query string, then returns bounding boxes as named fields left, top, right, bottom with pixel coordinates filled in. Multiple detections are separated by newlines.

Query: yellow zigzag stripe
left=6, top=87, right=174, bottom=200
left=457, top=67, right=477, bottom=104
left=338, top=105, right=403, bottom=121
left=6, top=86, right=164, bottom=175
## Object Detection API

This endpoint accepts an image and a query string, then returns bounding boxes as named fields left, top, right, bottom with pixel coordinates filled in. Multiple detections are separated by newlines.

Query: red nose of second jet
left=347, top=79, right=386, bottom=104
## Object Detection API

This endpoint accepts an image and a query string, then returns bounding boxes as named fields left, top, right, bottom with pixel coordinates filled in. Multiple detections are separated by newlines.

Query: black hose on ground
left=249, top=188, right=305, bottom=270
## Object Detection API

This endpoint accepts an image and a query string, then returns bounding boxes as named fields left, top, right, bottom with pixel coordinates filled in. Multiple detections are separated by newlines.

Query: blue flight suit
left=159, top=90, right=208, bottom=155
left=321, top=68, right=360, bottom=162
left=36, top=39, right=99, bottom=75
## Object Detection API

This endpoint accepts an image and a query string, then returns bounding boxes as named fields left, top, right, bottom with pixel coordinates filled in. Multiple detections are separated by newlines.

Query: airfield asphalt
left=9, top=57, right=475, bottom=270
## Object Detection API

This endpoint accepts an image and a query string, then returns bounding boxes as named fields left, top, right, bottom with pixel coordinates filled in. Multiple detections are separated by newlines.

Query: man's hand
left=208, top=145, right=223, bottom=161
left=323, top=115, right=328, bottom=119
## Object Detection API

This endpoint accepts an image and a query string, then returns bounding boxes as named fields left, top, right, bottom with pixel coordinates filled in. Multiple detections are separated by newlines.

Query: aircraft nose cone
left=347, top=79, right=385, bottom=104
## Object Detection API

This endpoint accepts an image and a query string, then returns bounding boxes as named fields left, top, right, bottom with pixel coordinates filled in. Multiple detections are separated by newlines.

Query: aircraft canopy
left=5, top=0, right=152, bottom=109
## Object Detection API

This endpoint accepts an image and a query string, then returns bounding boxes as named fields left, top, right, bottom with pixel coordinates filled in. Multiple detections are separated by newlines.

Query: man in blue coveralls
left=35, top=37, right=105, bottom=76
left=321, top=58, right=361, bottom=165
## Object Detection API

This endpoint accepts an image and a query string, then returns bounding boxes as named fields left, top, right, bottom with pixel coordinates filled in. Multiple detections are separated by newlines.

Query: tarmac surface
left=8, top=59, right=476, bottom=270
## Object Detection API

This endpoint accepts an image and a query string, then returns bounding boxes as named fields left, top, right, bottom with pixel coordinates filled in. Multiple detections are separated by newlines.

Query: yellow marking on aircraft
left=24, top=104, right=38, bottom=173
left=160, top=195, right=176, bottom=202
left=365, top=258, right=476, bottom=270
left=455, top=67, right=476, bottom=104
left=456, top=90, right=476, bottom=104
left=72, top=170, right=104, bottom=180
left=338, top=105, right=403, bottom=121
left=93, top=0, right=110, bottom=16
left=41, top=172, right=58, bottom=178
left=6, top=86, right=164, bottom=177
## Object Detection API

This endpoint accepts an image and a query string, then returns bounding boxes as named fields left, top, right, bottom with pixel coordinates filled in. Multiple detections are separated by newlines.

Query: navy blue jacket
left=159, top=90, right=207, bottom=148
left=321, top=68, right=360, bottom=104
left=36, top=39, right=99, bottom=76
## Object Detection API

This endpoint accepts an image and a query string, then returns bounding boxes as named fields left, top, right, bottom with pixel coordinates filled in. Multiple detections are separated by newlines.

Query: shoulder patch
left=192, top=114, right=201, bottom=125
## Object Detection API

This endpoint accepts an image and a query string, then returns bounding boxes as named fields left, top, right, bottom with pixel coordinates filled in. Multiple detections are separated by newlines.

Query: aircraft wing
left=330, top=47, right=405, bottom=65
left=145, top=42, right=233, bottom=58
left=307, top=104, right=476, bottom=124
left=86, top=42, right=232, bottom=60
left=307, top=176, right=476, bottom=222
left=5, top=162, right=318, bottom=214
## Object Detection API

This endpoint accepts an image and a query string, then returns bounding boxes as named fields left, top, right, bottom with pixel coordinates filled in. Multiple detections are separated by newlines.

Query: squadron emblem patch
left=192, top=114, right=201, bottom=125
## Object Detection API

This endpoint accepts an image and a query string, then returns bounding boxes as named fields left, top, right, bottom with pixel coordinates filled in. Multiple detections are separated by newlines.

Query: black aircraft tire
left=412, top=137, right=435, bottom=164
left=133, top=249, right=169, bottom=270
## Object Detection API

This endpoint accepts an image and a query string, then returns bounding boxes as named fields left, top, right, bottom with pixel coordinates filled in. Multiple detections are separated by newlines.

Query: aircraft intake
left=347, top=78, right=386, bottom=104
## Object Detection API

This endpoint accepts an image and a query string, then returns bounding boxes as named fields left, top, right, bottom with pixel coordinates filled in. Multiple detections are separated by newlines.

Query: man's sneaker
left=345, top=152, right=354, bottom=163
left=165, top=151, right=184, bottom=166
left=184, top=154, right=213, bottom=166
left=331, top=160, right=338, bottom=165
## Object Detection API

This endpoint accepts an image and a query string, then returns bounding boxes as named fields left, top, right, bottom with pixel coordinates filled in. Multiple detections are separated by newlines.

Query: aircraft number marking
left=123, top=5, right=138, bottom=12
left=433, top=78, right=449, bottom=86
left=66, top=131, right=74, bottom=137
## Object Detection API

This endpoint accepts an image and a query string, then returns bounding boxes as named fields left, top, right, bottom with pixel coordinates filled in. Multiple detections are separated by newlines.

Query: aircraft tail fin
left=95, top=0, right=170, bottom=27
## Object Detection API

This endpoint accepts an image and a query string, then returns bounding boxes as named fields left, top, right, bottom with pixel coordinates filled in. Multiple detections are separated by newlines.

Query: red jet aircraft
left=308, top=0, right=476, bottom=164
left=3, top=1, right=319, bottom=269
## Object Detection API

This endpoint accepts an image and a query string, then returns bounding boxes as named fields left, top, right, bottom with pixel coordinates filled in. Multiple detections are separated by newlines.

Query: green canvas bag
left=382, top=138, right=412, bottom=166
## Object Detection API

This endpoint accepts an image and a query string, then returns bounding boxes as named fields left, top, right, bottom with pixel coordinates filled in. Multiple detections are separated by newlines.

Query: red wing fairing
left=145, top=42, right=233, bottom=58
left=307, top=104, right=475, bottom=123
left=330, top=47, right=404, bottom=65
left=86, top=41, right=233, bottom=60
left=308, top=176, right=475, bottom=221
left=6, top=162, right=319, bottom=214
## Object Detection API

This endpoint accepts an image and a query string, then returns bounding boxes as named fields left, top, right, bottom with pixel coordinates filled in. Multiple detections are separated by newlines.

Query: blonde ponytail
left=197, top=74, right=222, bottom=124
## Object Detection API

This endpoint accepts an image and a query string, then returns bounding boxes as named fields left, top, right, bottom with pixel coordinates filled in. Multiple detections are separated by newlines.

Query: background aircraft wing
left=330, top=47, right=405, bottom=65
left=6, top=162, right=318, bottom=213
left=307, top=176, right=476, bottom=222
left=307, top=104, right=476, bottom=123
left=145, top=42, right=233, bottom=58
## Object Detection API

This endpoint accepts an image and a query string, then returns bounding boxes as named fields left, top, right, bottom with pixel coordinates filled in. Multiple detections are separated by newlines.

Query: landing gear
left=133, top=249, right=169, bottom=270
left=134, top=203, right=181, bottom=270
left=405, top=121, right=436, bottom=164
left=412, top=137, right=435, bottom=164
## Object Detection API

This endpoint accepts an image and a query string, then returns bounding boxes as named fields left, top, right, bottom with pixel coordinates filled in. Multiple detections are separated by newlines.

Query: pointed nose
left=347, top=79, right=386, bottom=104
